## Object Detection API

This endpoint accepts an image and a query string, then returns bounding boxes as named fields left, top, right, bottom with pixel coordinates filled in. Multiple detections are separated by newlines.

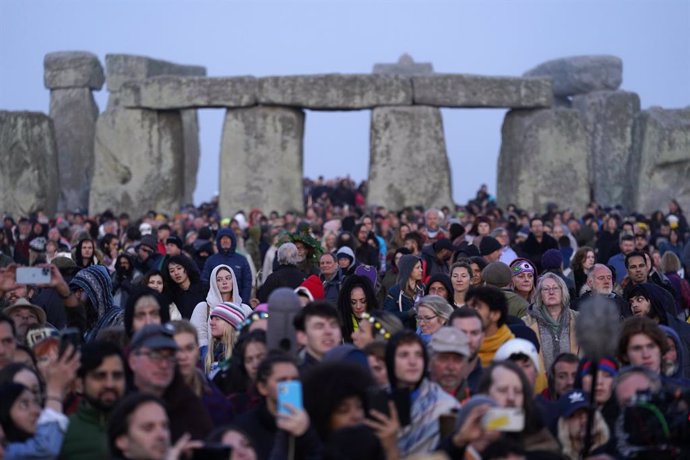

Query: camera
left=618, top=387, right=690, bottom=459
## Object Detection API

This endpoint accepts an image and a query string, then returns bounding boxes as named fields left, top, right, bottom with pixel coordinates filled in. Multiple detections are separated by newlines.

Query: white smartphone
left=481, top=407, right=525, bottom=432
left=16, top=267, right=51, bottom=285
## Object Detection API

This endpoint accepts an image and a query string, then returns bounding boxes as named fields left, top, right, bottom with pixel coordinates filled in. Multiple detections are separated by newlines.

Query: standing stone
left=631, top=107, right=690, bottom=214
left=181, top=110, right=200, bottom=205
left=573, top=91, right=641, bottom=209
left=523, top=55, right=623, bottom=97
left=89, top=108, right=184, bottom=217
left=0, top=111, right=59, bottom=216
left=44, top=51, right=104, bottom=90
left=105, top=54, right=207, bottom=201
left=44, top=51, right=104, bottom=212
left=368, top=106, right=452, bottom=210
left=49, top=88, right=100, bottom=211
left=219, top=107, right=304, bottom=216
left=497, top=108, right=590, bottom=215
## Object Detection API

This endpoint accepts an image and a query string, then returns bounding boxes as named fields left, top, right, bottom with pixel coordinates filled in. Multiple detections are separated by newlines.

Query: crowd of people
left=0, top=182, right=690, bottom=460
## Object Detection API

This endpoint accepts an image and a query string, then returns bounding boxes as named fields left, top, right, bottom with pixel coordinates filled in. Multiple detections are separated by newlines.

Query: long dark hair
left=478, top=361, right=542, bottom=435
left=216, top=329, right=266, bottom=395
left=162, top=255, right=201, bottom=291
left=337, top=275, right=379, bottom=342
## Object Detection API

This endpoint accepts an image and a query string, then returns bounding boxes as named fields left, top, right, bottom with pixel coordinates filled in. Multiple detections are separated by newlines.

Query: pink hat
left=210, top=302, right=252, bottom=330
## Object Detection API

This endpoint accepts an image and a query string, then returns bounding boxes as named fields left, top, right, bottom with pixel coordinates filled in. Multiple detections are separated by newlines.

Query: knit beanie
left=481, top=262, right=513, bottom=288
left=541, top=249, right=563, bottom=270
left=479, top=236, right=502, bottom=256
left=210, top=302, right=253, bottom=330
left=580, top=357, right=618, bottom=379
left=454, top=395, right=497, bottom=431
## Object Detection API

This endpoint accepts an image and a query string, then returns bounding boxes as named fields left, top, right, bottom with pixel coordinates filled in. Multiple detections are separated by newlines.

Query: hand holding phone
left=59, top=328, right=82, bottom=359
left=16, top=267, right=51, bottom=285
left=277, top=380, right=303, bottom=415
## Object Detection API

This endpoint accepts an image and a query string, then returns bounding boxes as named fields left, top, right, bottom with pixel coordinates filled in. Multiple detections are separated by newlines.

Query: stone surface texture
left=412, top=74, right=553, bottom=108
left=373, top=53, right=434, bottom=76
left=219, top=107, right=305, bottom=215
left=258, top=74, right=412, bottom=109
left=89, top=108, right=184, bottom=216
left=105, top=54, right=206, bottom=93
left=497, top=108, right=590, bottom=215
left=631, top=107, right=690, bottom=214
left=523, top=55, right=623, bottom=97
left=119, top=76, right=257, bottom=109
left=49, top=88, right=100, bottom=212
left=44, top=51, right=105, bottom=90
left=572, top=90, right=641, bottom=209
left=0, top=111, right=59, bottom=216
left=181, top=110, right=200, bottom=205
left=368, top=106, right=453, bottom=210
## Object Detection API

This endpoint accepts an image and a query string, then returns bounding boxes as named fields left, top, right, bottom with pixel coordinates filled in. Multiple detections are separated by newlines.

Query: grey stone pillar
left=368, top=106, right=453, bottom=210
left=0, top=111, right=59, bottom=216
left=497, top=108, right=591, bottom=215
left=44, top=51, right=104, bottom=212
left=573, top=90, right=640, bottom=209
left=104, top=54, right=206, bottom=206
left=631, top=108, right=690, bottom=214
left=219, top=106, right=304, bottom=216
left=89, top=108, right=184, bottom=217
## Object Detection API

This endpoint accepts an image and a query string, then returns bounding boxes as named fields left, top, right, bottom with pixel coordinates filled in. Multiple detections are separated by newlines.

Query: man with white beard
left=571, top=264, right=630, bottom=319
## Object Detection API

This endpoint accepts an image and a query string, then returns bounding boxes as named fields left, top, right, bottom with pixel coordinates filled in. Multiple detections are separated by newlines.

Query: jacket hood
left=208, top=264, right=242, bottom=305
left=215, top=228, right=237, bottom=254
left=397, top=254, right=421, bottom=286
left=659, top=325, right=684, bottom=379
left=626, top=282, right=669, bottom=324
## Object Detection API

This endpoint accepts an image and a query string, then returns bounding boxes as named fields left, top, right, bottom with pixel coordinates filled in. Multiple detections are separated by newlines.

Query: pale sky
left=1, top=0, right=689, bottom=207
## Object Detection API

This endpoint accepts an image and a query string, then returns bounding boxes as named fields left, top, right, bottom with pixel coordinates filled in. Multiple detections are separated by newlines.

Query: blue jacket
left=201, top=228, right=252, bottom=303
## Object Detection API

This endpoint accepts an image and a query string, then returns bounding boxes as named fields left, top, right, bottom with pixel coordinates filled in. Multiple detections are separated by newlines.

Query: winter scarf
left=397, top=378, right=460, bottom=457
left=523, top=305, right=579, bottom=372
left=479, top=324, right=514, bottom=367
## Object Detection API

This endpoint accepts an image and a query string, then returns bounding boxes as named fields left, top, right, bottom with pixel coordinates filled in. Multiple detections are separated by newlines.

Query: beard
left=85, top=390, right=121, bottom=412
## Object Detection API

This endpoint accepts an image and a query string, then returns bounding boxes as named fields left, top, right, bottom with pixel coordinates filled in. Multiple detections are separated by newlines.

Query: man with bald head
left=571, top=264, right=630, bottom=319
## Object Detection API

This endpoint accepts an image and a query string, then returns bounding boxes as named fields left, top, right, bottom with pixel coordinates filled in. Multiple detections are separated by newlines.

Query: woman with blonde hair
left=521, top=273, right=579, bottom=373
left=190, top=264, right=246, bottom=359
left=205, top=302, right=252, bottom=379
left=171, top=320, right=234, bottom=426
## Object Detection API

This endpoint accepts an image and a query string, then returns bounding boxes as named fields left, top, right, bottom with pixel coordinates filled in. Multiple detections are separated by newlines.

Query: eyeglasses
left=541, top=287, right=560, bottom=293
left=417, top=315, right=438, bottom=323
left=136, top=350, right=177, bottom=365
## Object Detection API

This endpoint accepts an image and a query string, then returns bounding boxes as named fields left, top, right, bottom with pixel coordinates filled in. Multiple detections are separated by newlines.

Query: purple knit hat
left=210, top=302, right=252, bottom=330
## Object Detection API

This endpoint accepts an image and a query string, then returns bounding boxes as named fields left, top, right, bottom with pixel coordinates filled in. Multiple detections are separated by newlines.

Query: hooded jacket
left=201, top=228, right=252, bottom=303
left=627, top=283, right=690, bottom=377
left=190, top=264, right=244, bottom=349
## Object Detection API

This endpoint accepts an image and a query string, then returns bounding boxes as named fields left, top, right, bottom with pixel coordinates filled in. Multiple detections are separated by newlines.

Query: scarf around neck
left=479, top=324, right=514, bottom=367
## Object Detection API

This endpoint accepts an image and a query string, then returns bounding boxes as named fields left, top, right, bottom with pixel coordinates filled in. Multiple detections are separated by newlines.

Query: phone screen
left=277, top=380, right=303, bottom=415
left=481, top=408, right=525, bottom=432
